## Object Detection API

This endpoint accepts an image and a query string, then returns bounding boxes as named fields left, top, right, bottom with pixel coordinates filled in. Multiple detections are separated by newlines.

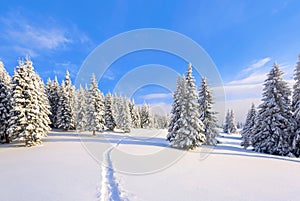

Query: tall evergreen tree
left=63, top=71, right=75, bottom=129
left=122, top=98, right=132, bottom=133
left=56, top=81, right=75, bottom=130
left=171, top=64, right=206, bottom=150
left=128, top=99, right=141, bottom=128
left=0, top=61, right=11, bottom=143
left=8, top=59, right=50, bottom=146
left=229, top=110, right=238, bottom=133
left=292, top=54, right=300, bottom=156
left=223, top=110, right=230, bottom=133
left=105, top=93, right=116, bottom=131
left=86, top=74, right=105, bottom=135
left=75, top=85, right=87, bottom=131
left=140, top=103, right=151, bottom=128
left=252, top=63, right=293, bottom=156
left=167, top=76, right=182, bottom=142
left=241, top=103, right=256, bottom=149
left=198, top=77, right=218, bottom=145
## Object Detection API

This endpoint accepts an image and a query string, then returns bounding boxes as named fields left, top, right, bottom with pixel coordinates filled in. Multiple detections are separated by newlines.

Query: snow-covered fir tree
left=122, top=98, right=132, bottom=133
left=46, top=77, right=60, bottom=127
left=63, top=70, right=75, bottom=129
left=105, top=93, right=116, bottom=131
left=167, top=76, right=183, bottom=142
left=0, top=61, right=11, bottom=143
left=56, top=81, right=75, bottom=130
left=229, top=110, right=238, bottom=133
left=223, top=110, right=230, bottom=133
left=86, top=74, right=105, bottom=135
left=241, top=103, right=256, bottom=149
left=292, top=54, right=300, bottom=157
left=128, top=99, right=141, bottom=128
left=170, top=64, right=206, bottom=150
left=140, top=103, right=151, bottom=128
left=152, top=114, right=169, bottom=129
left=75, top=85, right=87, bottom=132
left=223, top=109, right=237, bottom=134
left=34, top=73, right=51, bottom=137
left=198, top=77, right=218, bottom=145
left=8, top=59, right=50, bottom=146
left=252, top=63, right=294, bottom=156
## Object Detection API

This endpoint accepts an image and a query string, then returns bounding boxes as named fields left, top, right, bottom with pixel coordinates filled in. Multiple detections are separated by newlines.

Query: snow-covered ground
left=1, top=129, right=300, bottom=201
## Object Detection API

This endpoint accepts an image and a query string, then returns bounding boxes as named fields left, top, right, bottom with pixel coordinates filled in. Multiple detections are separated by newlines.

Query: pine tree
left=128, top=99, right=141, bottom=128
left=34, top=73, right=51, bottom=137
left=86, top=74, right=105, bottom=135
left=122, top=98, right=132, bottom=133
left=8, top=59, right=50, bottom=146
left=63, top=71, right=75, bottom=129
left=252, top=63, right=293, bottom=156
left=56, top=81, right=75, bottom=131
left=113, top=95, right=123, bottom=130
left=198, top=77, right=218, bottom=145
left=167, top=76, right=182, bottom=142
left=171, top=64, right=206, bottom=150
left=0, top=61, right=11, bottom=143
left=241, top=103, right=256, bottom=149
left=51, top=77, right=60, bottom=127
left=223, top=110, right=230, bottom=133
left=105, top=93, right=116, bottom=131
left=75, top=85, right=87, bottom=131
left=229, top=110, right=238, bottom=133
left=140, top=103, right=151, bottom=128
left=292, top=54, right=300, bottom=156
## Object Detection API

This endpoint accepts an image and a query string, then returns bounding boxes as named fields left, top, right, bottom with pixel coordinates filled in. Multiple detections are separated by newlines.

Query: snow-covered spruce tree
left=122, top=98, right=132, bottom=133
left=229, top=110, right=238, bottom=133
left=241, top=103, right=256, bottom=149
left=129, top=99, right=141, bottom=128
left=56, top=81, right=75, bottom=130
left=167, top=76, right=182, bottom=142
left=105, top=93, right=116, bottom=131
left=86, top=74, right=105, bottom=135
left=8, top=59, right=50, bottom=146
left=63, top=70, right=75, bottom=129
left=45, top=77, right=60, bottom=127
left=0, top=61, right=11, bottom=143
left=171, top=64, right=206, bottom=150
left=75, top=85, right=87, bottom=132
left=198, top=77, right=218, bottom=145
left=252, top=63, right=294, bottom=156
left=50, top=77, right=60, bottom=127
left=223, top=110, right=230, bottom=133
left=292, top=54, right=300, bottom=157
left=140, top=103, right=151, bottom=128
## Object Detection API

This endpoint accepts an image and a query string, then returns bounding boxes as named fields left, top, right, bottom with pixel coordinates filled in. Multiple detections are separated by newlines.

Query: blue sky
left=1, top=0, right=300, bottom=121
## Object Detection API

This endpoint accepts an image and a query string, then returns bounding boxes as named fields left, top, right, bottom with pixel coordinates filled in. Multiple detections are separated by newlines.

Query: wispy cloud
left=242, top=57, right=271, bottom=73
left=0, top=10, right=92, bottom=57
left=142, top=93, right=173, bottom=100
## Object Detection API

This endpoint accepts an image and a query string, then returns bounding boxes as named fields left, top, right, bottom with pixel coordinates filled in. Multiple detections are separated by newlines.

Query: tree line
left=0, top=58, right=168, bottom=146
left=241, top=55, right=300, bottom=157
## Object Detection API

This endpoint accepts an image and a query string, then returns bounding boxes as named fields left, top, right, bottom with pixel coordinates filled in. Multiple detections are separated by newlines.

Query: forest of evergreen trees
left=1, top=55, right=300, bottom=158
left=0, top=58, right=168, bottom=146
left=241, top=56, right=300, bottom=157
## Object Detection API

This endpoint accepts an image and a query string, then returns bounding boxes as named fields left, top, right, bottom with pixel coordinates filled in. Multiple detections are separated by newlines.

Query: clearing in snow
left=1, top=129, right=300, bottom=201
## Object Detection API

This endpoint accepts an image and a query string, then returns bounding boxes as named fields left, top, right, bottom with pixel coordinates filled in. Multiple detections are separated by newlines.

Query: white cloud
left=0, top=11, right=91, bottom=57
left=242, top=57, right=271, bottom=73
left=12, top=46, right=38, bottom=57
left=228, top=72, right=267, bottom=85
left=142, top=93, right=173, bottom=100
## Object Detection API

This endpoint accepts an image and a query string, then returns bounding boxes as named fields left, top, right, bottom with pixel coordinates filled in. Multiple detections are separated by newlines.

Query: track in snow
left=99, top=140, right=128, bottom=201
